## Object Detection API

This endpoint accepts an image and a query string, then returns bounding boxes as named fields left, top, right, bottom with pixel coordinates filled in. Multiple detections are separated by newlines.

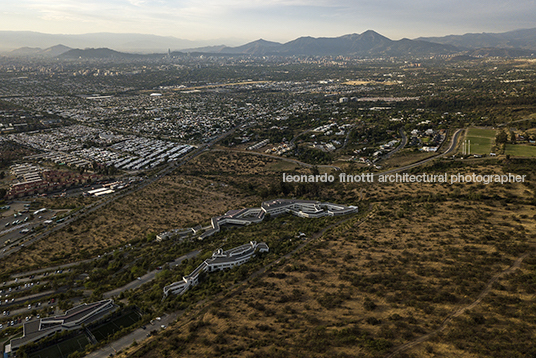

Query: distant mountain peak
left=41, top=44, right=72, bottom=56
left=361, top=29, right=383, bottom=36
left=249, top=38, right=282, bottom=46
left=9, top=44, right=72, bottom=57
left=256, top=38, right=277, bottom=43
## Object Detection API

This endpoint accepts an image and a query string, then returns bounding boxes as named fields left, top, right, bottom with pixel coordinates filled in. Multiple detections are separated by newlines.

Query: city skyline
left=1, top=0, right=535, bottom=44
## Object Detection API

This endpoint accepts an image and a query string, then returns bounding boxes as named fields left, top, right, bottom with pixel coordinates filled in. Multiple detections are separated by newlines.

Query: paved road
left=375, top=128, right=463, bottom=177
left=104, top=250, right=200, bottom=299
left=1, top=251, right=200, bottom=339
left=290, top=129, right=312, bottom=146
left=0, top=289, right=55, bottom=310
left=1, top=298, right=57, bottom=325
left=341, top=125, right=355, bottom=149
left=380, top=128, right=408, bottom=161
left=85, top=312, right=180, bottom=358
left=10, top=262, right=92, bottom=279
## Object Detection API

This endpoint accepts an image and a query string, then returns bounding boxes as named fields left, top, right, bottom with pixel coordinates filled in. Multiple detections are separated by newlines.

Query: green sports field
left=464, top=127, right=496, bottom=155
left=505, top=144, right=536, bottom=157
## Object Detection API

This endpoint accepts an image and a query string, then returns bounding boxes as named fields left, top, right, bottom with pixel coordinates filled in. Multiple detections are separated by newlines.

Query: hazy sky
left=1, top=0, right=535, bottom=42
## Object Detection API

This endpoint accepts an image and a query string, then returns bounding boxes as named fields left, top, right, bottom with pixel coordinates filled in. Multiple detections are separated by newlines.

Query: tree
left=146, top=232, right=156, bottom=242
left=364, top=297, right=377, bottom=311
left=495, top=129, right=508, bottom=144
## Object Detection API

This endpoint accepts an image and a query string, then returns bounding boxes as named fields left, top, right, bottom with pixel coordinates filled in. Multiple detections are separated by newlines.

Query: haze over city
left=1, top=0, right=536, bottom=43
left=2, top=0, right=536, bottom=356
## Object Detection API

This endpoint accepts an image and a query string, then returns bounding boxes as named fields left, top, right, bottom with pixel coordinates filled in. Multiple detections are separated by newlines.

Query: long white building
left=261, top=199, right=357, bottom=218
left=7, top=299, right=116, bottom=352
left=163, top=241, right=269, bottom=297
left=158, top=199, right=358, bottom=241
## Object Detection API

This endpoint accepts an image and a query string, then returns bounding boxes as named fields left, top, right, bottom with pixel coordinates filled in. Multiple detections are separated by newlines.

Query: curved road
left=376, top=128, right=463, bottom=177
left=225, top=128, right=462, bottom=177
left=103, top=250, right=200, bottom=299
left=380, top=128, right=408, bottom=161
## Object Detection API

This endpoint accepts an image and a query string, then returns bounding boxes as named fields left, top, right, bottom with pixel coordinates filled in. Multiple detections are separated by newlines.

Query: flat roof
left=94, top=189, right=115, bottom=196
left=87, top=187, right=111, bottom=194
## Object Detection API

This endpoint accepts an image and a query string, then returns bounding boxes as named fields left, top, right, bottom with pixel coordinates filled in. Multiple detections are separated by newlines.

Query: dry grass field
left=0, top=151, right=284, bottom=273
left=5, top=149, right=536, bottom=357
left=383, top=150, right=437, bottom=168
left=121, top=159, right=536, bottom=358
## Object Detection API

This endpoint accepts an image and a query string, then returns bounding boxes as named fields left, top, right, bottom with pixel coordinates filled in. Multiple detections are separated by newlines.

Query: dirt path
left=385, top=251, right=533, bottom=358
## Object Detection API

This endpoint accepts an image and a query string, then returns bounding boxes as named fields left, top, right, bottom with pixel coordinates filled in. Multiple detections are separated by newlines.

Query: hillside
left=418, top=27, right=536, bottom=50
left=9, top=44, right=71, bottom=57
left=216, top=30, right=458, bottom=57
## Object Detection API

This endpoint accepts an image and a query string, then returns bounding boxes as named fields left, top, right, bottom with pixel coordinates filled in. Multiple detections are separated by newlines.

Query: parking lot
left=0, top=204, right=61, bottom=247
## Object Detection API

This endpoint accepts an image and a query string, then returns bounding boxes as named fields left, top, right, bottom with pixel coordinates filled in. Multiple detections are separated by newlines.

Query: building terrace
left=158, top=199, right=357, bottom=241
left=163, top=241, right=269, bottom=297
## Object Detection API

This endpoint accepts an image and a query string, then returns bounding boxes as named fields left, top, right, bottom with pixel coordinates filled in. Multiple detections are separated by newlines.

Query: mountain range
left=2, top=28, right=536, bottom=59
left=0, top=31, right=239, bottom=54
left=213, top=31, right=460, bottom=57
left=417, top=28, right=536, bottom=51
left=9, top=44, right=72, bottom=57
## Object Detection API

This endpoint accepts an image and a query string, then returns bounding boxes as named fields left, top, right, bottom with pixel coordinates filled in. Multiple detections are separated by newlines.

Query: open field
left=343, top=80, right=398, bottom=86
left=174, top=81, right=271, bottom=91
left=6, top=147, right=536, bottom=358
left=121, top=159, right=536, bottom=358
left=263, top=160, right=299, bottom=172
left=343, top=80, right=373, bottom=85
left=505, top=144, right=536, bottom=157
left=463, top=127, right=496, bottom=155
left=383, top=150, right=437, bottom=168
